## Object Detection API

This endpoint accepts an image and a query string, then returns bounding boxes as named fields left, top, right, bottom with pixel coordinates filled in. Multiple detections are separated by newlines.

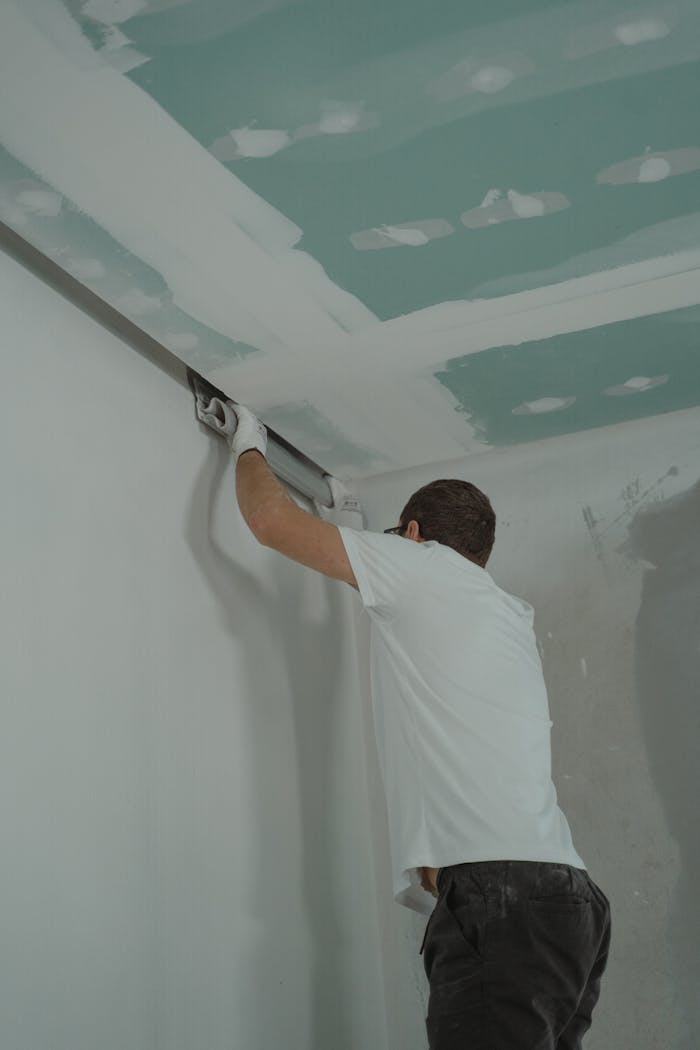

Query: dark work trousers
left=419, top=860, right=612, bottom=1049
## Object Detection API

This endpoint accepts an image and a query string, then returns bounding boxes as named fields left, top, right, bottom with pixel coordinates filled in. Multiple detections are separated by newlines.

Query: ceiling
left=1, top=0, right=699, bottom=479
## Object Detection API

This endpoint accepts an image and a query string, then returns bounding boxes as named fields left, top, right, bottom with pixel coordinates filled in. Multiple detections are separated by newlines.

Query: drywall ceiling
left=1, top=0, right=699, bottom=479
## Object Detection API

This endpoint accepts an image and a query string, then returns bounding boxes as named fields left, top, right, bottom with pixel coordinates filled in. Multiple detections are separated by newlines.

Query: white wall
left=4, top=243, right=698, bottom=1050
left=354, top=406, right=700, bottom=1050
left=0, top=250, right=389, bottom=1050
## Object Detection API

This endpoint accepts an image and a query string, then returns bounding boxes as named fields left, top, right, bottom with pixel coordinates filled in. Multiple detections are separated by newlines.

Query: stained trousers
left=420, top=860, right=612, bottom=1049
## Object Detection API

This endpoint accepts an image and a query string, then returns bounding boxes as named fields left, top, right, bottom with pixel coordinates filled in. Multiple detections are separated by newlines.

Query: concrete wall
left=0, top=250, right=389, bottom=1050
left=354, top=407, right=700, bottom=1050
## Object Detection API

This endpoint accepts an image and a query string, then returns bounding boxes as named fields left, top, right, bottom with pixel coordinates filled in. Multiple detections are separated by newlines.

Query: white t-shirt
left=337, top=527, right=586, bottom=916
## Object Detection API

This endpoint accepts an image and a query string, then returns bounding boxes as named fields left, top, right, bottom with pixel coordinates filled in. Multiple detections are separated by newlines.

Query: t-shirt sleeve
left=337, top=526, right=427, bottom=620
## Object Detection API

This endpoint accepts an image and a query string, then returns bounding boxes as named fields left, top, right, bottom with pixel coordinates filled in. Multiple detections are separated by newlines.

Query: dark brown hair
left=399, top=479, right=496, bottom=567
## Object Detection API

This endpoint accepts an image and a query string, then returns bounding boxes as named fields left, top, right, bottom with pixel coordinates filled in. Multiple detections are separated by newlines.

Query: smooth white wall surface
left=4, top=242, right=698, bottom=1050
left=354, top=407, right=700, bottom=1050
left=0, top=250, right=389, bottom=1050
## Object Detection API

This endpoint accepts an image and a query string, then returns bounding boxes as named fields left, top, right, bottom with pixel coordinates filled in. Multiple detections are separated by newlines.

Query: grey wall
left=354, top=408, right=700, bottom=1050
left=0, top=250, right=389, bottom=1050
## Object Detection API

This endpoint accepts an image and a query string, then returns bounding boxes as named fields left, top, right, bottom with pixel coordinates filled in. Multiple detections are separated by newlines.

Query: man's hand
left=197, top=397, right=268, bottom=462
left=419, top=867, right=439, bottom=897
left=312, top=475, right=363, bottom=524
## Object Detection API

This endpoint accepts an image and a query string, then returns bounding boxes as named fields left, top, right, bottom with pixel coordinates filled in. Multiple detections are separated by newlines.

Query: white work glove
left=313, top=474, right=364, bottom=527
left=197, top=397, right=268, bottom=462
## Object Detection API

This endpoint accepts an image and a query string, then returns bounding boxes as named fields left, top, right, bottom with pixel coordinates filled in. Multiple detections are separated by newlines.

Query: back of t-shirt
left=338, top=527, right=585, bottom=916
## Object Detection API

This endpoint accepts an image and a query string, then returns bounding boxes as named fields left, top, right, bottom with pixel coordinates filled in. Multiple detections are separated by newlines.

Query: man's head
left=387, top=479, right=496, bottom=567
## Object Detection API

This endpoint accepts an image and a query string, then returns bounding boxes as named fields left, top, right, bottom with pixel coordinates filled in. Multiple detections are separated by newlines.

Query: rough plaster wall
left=0, top=250, right=389, bottom=1050
left=354, top=407, right=700, bottom=1050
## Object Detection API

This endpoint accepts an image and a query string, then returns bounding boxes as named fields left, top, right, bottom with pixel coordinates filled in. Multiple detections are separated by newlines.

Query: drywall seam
left=348, top=255, right=700, bottom=367
left=206, top=260, right=700, bottom=403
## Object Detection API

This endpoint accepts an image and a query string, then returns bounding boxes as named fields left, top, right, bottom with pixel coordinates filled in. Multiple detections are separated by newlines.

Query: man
left=200, top=397, right=612, bottom=1050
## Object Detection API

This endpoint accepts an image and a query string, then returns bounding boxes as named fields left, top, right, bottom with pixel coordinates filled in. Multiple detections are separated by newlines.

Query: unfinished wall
left=0, top=249, right=389, bottom=1050
left=354, top=407, right=700, bottom=1050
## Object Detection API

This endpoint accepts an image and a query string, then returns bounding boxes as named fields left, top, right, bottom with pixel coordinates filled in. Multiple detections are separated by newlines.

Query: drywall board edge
left=0, top=222, right=334, bottom=508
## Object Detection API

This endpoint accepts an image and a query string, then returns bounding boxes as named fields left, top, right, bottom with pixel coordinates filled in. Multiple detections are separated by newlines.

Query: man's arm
left=236, top=450, right=358, bottom=589
left=235, top=448, right=297, bottom=531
